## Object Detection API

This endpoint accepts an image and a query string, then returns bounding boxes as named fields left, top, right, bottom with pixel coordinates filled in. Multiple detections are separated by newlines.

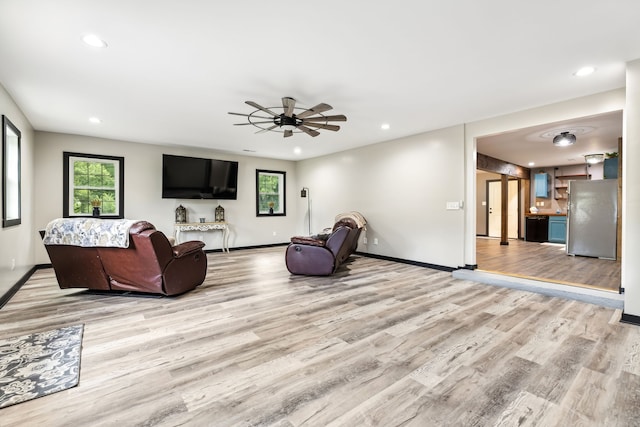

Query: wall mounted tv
left=162, top=154, right=238, bottom=200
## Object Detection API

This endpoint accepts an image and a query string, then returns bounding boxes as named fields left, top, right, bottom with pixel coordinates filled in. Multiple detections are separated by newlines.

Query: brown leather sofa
left=43, top=220, right=207, bottom=296
left=285, top=215, right=365, bottom=276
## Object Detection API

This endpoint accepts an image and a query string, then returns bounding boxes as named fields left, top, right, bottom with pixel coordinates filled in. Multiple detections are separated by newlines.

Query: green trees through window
left=73, top=160, right=117, bottom=215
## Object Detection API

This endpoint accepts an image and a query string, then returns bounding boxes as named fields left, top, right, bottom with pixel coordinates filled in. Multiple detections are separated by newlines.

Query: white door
left=488, top=180, right=518, bottom=239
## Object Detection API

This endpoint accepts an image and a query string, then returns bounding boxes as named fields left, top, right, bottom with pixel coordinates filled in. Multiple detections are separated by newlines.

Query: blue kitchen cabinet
left=535, top=173, right=549, bottom=198
left=548, top=216, right=567, bottom=244
left=604, top=157, right=618, bottom=179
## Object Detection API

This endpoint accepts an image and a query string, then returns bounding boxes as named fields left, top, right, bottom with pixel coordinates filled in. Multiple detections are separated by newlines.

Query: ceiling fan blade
left=245, top=101, right=279, bottom=117
left=301, top=122, right=340, bottom=131
left=228, top=112, right=274, bottom=120
left=284, top=129, right=293, bottom=138
left=303, top=114, right=347, bottom=122
left=255, top=124, right=279, bottom=134
left=297, top=125, right=320, bottom=137
left=234, top=121, right=274, bottom=126
left=282, top=97, right=296, bottom=118
left=296, top=103, right=333, bottom=119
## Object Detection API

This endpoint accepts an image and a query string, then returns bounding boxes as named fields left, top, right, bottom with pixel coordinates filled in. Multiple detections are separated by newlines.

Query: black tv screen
left=162, top=154, right=238, bottom=199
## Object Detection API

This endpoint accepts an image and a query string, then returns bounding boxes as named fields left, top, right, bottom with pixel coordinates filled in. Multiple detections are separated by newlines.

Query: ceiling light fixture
left=89, top=117, right=101, bottom=124
left=574, top=66, right=595, bottom=77
left=552, top=132, right=576, bottom=147
left=381, top=123, right=390, bottom=130
left=82, top=34, right=107, bottom=48
left=584, top=153, right=604, bottom=164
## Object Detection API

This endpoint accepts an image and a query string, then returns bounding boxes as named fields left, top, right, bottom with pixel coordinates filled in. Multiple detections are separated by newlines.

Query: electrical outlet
left=273, top=231, right=277, bottom=236
left=11, top=258, right=15, bottom=270
left=374, top=238, right=379, bottom=245
left=363, top=237, right=368, bottom=244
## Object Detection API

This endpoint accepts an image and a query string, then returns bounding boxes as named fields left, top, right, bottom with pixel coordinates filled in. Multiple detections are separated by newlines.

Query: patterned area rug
left=0, top=324, right=84, bottom=409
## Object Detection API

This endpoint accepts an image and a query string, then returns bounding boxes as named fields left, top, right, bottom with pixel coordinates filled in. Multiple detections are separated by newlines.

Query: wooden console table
left=174, top=222, right=229, bottom=252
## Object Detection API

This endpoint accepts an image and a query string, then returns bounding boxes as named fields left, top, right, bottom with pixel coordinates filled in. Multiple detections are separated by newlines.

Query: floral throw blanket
left=43, top=218, right=139, bottom=248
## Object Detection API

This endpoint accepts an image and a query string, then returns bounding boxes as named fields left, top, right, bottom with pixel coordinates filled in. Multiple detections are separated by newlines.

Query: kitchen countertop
left=525, top=212, right=567, bottom=217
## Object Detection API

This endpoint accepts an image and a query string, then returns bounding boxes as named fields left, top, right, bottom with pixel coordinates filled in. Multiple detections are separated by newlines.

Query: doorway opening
left=474, top=111, right=622, bottom=293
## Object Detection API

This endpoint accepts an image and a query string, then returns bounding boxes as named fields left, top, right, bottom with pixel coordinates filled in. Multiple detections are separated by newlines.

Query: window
left=63, top=152, right=124, bottom=218
left=256, top=169, right=286, bottom=216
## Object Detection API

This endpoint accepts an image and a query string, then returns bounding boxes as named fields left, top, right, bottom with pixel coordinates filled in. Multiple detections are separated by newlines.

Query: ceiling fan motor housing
left=278, top=114, right=300, bottom=128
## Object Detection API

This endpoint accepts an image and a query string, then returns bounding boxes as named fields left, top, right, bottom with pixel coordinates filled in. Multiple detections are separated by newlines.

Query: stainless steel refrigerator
left=566, top=179, right=617, bottom=259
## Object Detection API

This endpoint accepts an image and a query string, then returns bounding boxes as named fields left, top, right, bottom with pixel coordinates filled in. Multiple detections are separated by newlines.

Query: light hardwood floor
left=476, top=237, right=622, bottom=292
left=1, top=247, right=639, bottom=426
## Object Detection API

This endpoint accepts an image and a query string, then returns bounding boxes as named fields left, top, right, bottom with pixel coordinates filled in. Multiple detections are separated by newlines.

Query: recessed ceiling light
left=82, top=34, right=107, bottom=48
left=528, top=162, right=535, bottom=166
left=89, top=117, right=101, bottom=124
left=574, top=66, right=595, bottom=77
left=381, top=123, right=390, bottom=130
left=293, top=147, right=302, bottom=155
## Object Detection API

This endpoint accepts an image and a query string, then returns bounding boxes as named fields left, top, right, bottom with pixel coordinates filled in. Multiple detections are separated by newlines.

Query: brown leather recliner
left=285, top=216, right=364, bottom=276
left=44, top=221, right=207, bottom=296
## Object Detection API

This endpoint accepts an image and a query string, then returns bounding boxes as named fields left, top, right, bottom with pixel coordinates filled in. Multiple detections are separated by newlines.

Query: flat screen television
left=162, top=154, right=238, bottom=199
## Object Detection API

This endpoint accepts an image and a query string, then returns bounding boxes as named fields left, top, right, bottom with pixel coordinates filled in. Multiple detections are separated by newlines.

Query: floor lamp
left=301, top=187, right=311, bottom=235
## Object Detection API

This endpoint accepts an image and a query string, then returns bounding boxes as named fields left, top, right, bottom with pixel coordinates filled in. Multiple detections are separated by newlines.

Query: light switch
left=446, top=201, right=460, bottom=210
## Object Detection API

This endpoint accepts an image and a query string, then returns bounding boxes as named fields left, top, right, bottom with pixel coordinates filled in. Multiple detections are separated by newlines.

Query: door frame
left=485, top=178, right=521, bottom=239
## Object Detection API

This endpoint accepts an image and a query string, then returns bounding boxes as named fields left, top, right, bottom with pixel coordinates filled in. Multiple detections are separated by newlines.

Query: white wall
left=297, top=125, right=466, bottom=269
left=0, top=84, right=35, bottom=291
left=33, top=132, right=298, bottom=264
left=623, top=59, right=640, bottom=317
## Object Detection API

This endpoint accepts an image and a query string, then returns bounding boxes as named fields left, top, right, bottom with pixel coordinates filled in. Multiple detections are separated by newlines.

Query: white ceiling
left=477, top=110, right=623, bottom=168
left=0, top=1, right=639, bottom=161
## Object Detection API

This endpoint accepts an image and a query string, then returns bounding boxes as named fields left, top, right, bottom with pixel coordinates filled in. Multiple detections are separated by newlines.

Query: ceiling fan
left=228, top=97, right=347, bottom=138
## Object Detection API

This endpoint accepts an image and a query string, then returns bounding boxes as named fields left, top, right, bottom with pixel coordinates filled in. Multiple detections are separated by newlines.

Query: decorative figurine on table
left=215, top=205, right=225, bottom=222
left=175, top=205, right=187, bottom=223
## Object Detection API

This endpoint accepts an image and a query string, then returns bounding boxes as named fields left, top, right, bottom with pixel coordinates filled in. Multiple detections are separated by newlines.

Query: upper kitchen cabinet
left=604, top=157, right=618, bottom=179
left=534, top=173, right=549, bottom=198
